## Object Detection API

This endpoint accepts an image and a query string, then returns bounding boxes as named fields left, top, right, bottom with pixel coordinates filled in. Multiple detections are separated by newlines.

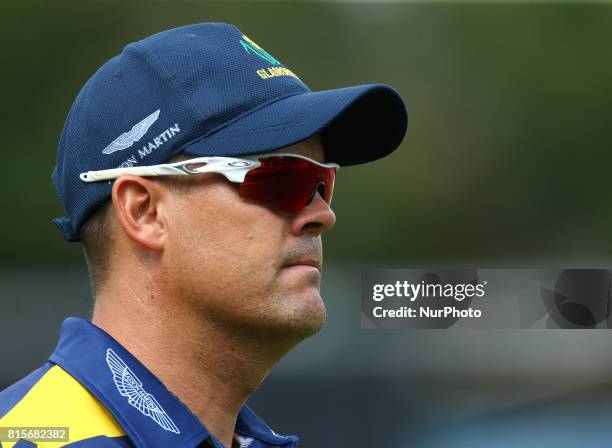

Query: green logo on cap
left=240, top=35, right=280, bottom=65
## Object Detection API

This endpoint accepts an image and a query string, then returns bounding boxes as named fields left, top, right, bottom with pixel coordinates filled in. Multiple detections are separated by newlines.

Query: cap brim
left=181, top=84, right=408, bottom=166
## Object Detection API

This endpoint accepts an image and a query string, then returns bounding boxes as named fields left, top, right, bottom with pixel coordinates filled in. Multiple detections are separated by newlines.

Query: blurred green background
left=3, top=2, right=612, bottom=447
left=3, top=1, right=612, bottom=265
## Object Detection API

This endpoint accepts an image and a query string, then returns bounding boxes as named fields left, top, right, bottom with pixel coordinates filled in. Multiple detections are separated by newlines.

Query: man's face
left=162, top=134, right=336, bottom=339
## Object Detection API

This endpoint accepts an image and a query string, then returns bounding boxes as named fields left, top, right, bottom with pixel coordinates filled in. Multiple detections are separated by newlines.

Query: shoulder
left=0, top=363, right=133, bottom=447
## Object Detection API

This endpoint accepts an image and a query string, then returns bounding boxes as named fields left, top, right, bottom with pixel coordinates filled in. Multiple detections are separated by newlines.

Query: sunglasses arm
left=79, top=165, right=186, bottom=182
left=79, top=157, right=259, bottom=183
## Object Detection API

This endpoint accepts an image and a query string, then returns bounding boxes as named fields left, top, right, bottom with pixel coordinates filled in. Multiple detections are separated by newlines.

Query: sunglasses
left=79, top=153, right=338, bottom=214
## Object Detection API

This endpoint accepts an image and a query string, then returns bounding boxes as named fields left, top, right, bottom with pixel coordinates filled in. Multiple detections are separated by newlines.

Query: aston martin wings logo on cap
left=106, top=348, right=180, bottom=434
left=102, top=109, right=161, bottom=155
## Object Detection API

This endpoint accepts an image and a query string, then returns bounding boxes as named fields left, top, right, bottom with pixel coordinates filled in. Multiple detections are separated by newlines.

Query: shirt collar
left=49, top=317, right=299, bottom=448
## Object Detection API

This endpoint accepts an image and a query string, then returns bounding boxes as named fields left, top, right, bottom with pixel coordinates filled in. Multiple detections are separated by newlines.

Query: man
left=0, top=22, right=407, bottom=447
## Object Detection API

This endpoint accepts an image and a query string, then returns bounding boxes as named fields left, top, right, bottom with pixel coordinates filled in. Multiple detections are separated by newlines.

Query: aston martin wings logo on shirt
left=102, top=109, right=161, bottom=154
left=106, top=348, right=180, bottom=434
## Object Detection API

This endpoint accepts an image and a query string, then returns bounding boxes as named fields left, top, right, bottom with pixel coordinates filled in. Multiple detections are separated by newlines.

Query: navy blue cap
left=52, top=22, right=408, bottom=242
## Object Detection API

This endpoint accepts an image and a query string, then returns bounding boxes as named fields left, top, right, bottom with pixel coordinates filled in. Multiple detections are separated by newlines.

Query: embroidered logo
left=235, top=435, right=255, bottom=448
left=106, top=348, right=180, bottom=434
left=240, top=35, right=280, bottom=65
left=102, top=109, right=160, bottom=155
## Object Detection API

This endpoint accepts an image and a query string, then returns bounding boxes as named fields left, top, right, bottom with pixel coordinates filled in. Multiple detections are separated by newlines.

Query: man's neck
left=92, top=291, right=293, bottom=448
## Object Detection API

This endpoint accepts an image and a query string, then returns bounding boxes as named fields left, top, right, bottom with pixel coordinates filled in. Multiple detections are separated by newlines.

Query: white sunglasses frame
left=79, top=152, right=339, bottom=184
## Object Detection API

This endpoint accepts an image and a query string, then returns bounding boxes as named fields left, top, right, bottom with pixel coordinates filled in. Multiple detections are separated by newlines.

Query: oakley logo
left=102, top=109, right=161, bottom=155
left=106, top=348, right=180, bottom=434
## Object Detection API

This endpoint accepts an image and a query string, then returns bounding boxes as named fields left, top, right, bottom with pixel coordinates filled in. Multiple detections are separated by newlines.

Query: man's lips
left=284, top=259, right=321, bottom=271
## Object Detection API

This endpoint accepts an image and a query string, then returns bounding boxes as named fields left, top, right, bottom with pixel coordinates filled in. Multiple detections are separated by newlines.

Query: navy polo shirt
left=0, top=318, right=300, bottom=448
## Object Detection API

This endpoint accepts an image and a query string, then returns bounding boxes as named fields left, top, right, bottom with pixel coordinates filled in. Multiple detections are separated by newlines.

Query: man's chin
left=291, top=302, right=327, bottom=338
left=264, top=291, right=327, bottom=339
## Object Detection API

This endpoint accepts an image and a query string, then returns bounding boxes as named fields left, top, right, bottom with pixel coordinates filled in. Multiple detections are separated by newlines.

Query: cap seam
left=128, top=40, right=204, bottom=126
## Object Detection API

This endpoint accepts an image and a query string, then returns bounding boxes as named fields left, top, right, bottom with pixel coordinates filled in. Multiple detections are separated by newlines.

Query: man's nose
left=290, top=191, right=337, bottom=236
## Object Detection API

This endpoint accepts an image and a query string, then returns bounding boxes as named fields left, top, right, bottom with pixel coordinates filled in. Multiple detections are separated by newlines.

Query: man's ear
left=111, top=175, right=167, bottom=251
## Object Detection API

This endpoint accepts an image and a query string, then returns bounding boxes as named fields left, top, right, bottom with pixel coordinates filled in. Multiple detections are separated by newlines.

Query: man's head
left=52, top=22, right=407, bottom=339
left=82, top=134, right=334, bottom=338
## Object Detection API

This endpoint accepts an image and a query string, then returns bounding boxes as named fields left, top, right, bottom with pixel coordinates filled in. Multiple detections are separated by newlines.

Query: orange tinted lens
left=239, top=156, right=335, bottom=213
